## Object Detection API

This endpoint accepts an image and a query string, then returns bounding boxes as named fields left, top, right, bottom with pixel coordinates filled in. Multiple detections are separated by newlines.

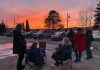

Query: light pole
left=67, top=13, right=70, bottom=28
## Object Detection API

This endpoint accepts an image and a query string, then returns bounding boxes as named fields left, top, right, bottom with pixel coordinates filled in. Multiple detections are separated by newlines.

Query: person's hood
left=61, top=37, right=72, bottom=47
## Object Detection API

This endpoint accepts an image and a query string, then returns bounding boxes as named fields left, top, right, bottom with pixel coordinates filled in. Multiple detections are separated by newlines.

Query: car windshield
left=37, top=30, right=44, bottom=34
left=55, top=32, right=63, bottom=36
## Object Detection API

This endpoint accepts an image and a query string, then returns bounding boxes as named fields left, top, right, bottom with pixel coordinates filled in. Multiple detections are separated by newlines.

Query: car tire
left=40, top=35, right=45, bottom=39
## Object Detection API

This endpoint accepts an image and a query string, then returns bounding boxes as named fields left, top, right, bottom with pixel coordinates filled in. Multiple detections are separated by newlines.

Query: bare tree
left=87, top=7, right=94, bottom=27
left=78, top=7, right=94, bottom=27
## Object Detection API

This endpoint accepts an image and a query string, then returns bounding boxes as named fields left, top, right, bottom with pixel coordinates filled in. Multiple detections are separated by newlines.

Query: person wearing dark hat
left=13, top=23, right=26, bottom=70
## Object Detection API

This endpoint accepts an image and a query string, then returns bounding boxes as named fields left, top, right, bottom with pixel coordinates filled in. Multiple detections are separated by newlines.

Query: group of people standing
left=67, top=28, right=93, bottom=62
left=52, top=28, right=93, bottom=66
left=13, top=23, right=94, bottom=70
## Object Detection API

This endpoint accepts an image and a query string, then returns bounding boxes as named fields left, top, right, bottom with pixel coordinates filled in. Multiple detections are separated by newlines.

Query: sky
left=0, top=0, right=100, bottom=29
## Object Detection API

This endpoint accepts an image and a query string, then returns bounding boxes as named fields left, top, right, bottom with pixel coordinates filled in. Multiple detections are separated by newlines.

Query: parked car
left=32, top=30, right=55, bottom=39
left=22, top=31, right=33, bottom=38
left=51, top=31, right=66, bottom=41
left=5, top=31, right=13, bottom=37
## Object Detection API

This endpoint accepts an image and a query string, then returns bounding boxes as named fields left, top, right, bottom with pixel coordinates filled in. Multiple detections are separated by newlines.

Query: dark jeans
left=17, top=53, right=24, bottom=70
left=86, top=47, right=92, bottom=58
left=75, top=51, right=81, bottom=60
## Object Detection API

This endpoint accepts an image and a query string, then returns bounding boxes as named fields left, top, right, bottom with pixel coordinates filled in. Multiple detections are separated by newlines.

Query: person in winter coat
left=67, top=29, right=75, bottom=50
left=26, top=41, right=46, bottom=65
left=25, top=42, right=39, bottom=65
left=74, top=28, right=86, bottom=62
left=52, top=36, right=72, bottom=66
left=85, top=28, right=93, bottom=60
left=13, top=23, right=26, bottom=70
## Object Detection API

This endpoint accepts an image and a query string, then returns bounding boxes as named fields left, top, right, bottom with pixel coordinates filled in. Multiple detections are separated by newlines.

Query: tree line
left=0, top=19, right=30, bottom=35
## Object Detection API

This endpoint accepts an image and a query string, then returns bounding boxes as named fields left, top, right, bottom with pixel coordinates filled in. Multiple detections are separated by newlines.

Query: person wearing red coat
left=74, top=28, right=86, bottom=62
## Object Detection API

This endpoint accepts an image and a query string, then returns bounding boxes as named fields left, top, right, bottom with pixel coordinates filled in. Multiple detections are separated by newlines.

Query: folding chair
left=53, top=45, right=73, bottom=70
left=61, top=46, right=73, bottom=70
left=39, top=41, right=46, bottom=49
left=25, top=42, right=42, bottom=70
left=39, top=41, right=47, bottom=61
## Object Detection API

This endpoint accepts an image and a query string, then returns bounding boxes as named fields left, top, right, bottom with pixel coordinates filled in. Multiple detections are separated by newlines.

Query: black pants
left=17, top=53, right=24, bottom=70
left=75, top=51, right=81, bottom=60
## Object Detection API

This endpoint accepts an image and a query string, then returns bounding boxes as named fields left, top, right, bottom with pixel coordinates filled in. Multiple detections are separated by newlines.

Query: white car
left=32, top=30, right=55, bottom=39
left=22, top=31, right=33, bottom=38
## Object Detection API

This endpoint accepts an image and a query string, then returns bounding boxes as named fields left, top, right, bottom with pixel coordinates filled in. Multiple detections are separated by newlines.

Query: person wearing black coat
left=67, top=29, right=75, bottom=50
left=85, top=28, right=93, bottom=60
left=52, top=37, right=72, bottom=66
left=13, top=23, right=26, bottom=70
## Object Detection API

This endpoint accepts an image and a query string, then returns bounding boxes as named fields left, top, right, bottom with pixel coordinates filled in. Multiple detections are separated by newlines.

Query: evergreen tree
left=45, top=10, right=63, bottom=29
left=0, top=20, right=6, bottom=34
left=94, top=2, right=100, bottom=29
left=26, top=19, right=30, bottom=32
left=22, top=23, right=25, bottom=31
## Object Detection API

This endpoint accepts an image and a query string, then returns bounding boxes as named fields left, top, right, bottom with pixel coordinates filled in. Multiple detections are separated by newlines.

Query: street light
left=67, top=13, right=70, bottom=28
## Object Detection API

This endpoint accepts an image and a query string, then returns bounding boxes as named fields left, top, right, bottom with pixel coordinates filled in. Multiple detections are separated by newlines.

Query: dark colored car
left=5, top=31, right=13, bottom=37
left=51, top=32, right=66, bottom=41
left=32, top=30, right=55, bottom=39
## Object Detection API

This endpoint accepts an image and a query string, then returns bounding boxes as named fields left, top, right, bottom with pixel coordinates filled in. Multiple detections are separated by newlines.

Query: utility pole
left=67, top=13, right=70, bottom=29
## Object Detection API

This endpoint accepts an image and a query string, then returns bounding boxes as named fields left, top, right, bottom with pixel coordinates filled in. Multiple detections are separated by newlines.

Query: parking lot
left=0, top=38, right=100, bottom=70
